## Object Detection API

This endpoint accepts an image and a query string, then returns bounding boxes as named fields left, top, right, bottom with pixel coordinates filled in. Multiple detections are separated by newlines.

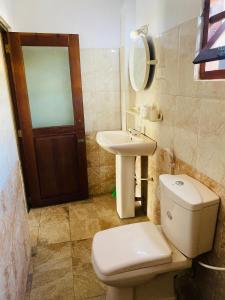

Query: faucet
left=128, top=128, right=142, bottom=136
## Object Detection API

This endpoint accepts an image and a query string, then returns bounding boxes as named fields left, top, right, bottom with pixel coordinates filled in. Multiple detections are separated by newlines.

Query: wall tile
left=81, top=48, right=121, bottom=133
left=100, top=166, right=115, bottom=194
left=87, top=150, right=100, bottom=168
left=80, top=49, right=96, bottom=75
left=0, top=162, right=30, bottom=300
left=175, top=96, right=201, bottom=134
left=174, top=128, right=198, bottom=166
left=122, top=13, right=225, bottom=299
left=198, top=99, right=225, bottom=138
left=88, top=167, right=101, bottom=196
left=83, top=69, right=119, bottom=193
left=99, top=148, right=115, bottom=167
left=196, top=99, right=225, bottom=185
left=178, top=18, right=199, bottom=98
left=160, top=27, right=180, bottom=96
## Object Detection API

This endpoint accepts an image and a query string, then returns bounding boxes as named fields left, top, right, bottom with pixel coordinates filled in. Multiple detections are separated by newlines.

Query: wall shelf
left=126, top=109, right=163, bottom=122
left=147, top=113, right=163, bottom=122
left=126, top=108, right=139, bottom=117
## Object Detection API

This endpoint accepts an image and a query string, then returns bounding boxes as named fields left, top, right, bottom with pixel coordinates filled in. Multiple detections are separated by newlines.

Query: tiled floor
left=26, top=194, right=148, bottom=300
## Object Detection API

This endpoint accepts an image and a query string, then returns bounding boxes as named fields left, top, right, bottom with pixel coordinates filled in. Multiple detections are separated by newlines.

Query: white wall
left=0, top=33, right=19, bottom=188
left=120, top=0, right=136, bottom=130
left=136, top=0, right=203, bottom=36
left=12, top=0, right=121, bottom=48
left=0, top=0, right=14, bottom=26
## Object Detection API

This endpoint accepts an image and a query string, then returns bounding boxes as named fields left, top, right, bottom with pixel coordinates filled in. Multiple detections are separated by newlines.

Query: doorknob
left=77, top=138, right=85, bottom=143
left=17, top=129, right=23, bottom=138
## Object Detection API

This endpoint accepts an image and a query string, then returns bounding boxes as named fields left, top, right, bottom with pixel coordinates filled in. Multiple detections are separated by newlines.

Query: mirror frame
left=129, top=35, right=150, bottom=91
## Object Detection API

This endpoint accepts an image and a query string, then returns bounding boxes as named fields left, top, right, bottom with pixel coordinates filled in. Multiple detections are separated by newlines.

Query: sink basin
left=96, top=131, right=157, bottom=156
left=96, top=130, right=157, bottom=219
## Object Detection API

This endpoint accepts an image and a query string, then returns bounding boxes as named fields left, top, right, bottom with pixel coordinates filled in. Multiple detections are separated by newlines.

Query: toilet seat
left=92, top=222, right=172, bottom=276
left=92, top=222, right=192, bottom=287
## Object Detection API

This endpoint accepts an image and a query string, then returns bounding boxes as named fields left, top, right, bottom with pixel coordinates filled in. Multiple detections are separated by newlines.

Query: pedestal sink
left=96, top=130, right=157, bottom=218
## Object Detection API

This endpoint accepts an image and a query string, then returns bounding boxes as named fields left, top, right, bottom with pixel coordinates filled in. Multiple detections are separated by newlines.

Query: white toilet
left=92, top=174, right=220, bottom=300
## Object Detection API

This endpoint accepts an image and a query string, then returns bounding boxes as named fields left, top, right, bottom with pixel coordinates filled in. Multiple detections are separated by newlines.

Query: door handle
left=77, top=138, right=85, bottom=143
left=17, top=129, right=23, bottom=138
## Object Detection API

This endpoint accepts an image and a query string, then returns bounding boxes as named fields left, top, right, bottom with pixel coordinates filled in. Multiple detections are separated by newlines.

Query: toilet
left=92, top=174, right=220, bottom=300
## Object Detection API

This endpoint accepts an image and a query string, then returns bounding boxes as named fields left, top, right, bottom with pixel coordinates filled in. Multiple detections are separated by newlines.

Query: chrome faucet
left=128, top=128, right=142, bottom=136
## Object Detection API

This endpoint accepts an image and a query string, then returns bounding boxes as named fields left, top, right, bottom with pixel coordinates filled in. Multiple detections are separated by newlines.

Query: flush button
left=175, top=180, right=184, bottom=186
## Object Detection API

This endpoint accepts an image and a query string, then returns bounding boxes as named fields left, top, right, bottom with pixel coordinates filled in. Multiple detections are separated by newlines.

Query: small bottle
left=150, top=105, right=158, bottom=121
left=139, top=105, right=149, bottom=119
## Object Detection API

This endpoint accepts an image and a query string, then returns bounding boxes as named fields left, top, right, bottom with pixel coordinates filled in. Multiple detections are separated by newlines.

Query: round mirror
left=129, top=35, right=150, bottom=91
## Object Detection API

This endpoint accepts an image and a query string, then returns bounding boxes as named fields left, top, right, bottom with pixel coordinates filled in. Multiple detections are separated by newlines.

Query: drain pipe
left=198, top=261, right=225, bottom=271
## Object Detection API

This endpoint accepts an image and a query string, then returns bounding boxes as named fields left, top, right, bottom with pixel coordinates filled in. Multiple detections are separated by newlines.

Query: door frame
left=3, top=32, right=88, bottom=207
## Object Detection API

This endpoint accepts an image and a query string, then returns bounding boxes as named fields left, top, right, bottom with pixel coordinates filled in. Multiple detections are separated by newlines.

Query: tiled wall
left=121, top=17, right=225, bottom=299
left=80, top=48, right=121, bottom=195
left=151, top=149, right=225, bottom=299
left=85, top=132, right=115, bottom=196
left=0, top=34, right=30, bottom=299
left=80, top=48, right=121, bottom=133
left=0, top=162, right=30, bottom=299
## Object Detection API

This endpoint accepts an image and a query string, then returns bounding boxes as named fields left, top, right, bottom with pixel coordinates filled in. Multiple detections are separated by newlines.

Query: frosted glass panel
left=22, top=46, right=74, bottom=128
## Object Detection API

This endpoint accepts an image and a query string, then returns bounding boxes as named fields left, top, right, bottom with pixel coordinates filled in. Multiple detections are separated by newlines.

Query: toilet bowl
left=92, top=222, right=191, bottom=300
left=92, top=174, right=220, bottom=300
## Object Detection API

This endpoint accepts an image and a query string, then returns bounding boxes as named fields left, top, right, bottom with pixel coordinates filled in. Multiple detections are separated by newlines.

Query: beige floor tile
left=72, top=239, right=105, bottom=299
left=86, top=296, right=106, bottom=300
left=30, top=270, right=74, bottom=300
left=69, top=203, right=101, bottom=240
left=38, top=206, right=70, bottom=244
left=93, top=195, right=121, bottom=230
left=33, top=242, right=72, bottom=273
left=28, top=208, right=42, bottom=227
left=30, top=242, right=74, bottom=300
left=120, top=204, right=149, bottom=225
left=120, top=215, right=149, bottom=225
left=28, top=194, right=148, bottom=299
left=93, top=195, right=148, bottom=228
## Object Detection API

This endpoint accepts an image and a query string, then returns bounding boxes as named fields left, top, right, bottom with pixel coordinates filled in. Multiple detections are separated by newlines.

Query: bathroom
left=1, top=0, right=225, bottom=299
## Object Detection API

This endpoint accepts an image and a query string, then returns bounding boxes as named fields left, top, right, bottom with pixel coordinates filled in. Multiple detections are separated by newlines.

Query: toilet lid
left=92, top=222, right=172, bottom=276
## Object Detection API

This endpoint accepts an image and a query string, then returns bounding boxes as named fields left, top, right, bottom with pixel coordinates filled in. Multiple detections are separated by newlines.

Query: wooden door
left=4, top=33, right=88, bottom=207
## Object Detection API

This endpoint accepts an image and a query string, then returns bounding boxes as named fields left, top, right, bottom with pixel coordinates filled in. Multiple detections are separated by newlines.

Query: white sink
left=96, top=130, right=157, bottom=219
left=96, top=131, right=157, bottom=156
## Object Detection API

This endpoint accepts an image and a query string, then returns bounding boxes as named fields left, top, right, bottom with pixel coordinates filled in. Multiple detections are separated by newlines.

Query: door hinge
left=17, top=129, right=22, bottom=138
left=5, top=44, right=10, bottom=54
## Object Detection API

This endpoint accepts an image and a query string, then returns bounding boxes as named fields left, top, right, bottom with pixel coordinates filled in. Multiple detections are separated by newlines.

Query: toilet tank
left=159, top=174, right=219, bottom=258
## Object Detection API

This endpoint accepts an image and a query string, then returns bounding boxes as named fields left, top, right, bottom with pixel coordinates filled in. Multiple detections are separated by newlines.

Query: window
left=194, top=0, right=225, bottom=79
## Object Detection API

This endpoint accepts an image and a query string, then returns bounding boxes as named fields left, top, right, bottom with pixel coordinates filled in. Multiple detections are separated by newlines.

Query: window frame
left=194, top=0, right=225, bottom=79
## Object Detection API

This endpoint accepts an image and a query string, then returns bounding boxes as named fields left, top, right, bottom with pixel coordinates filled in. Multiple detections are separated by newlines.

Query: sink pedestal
left=116, top=155, right=135, bottom=218
left=96, top=130, right=157, bottom=219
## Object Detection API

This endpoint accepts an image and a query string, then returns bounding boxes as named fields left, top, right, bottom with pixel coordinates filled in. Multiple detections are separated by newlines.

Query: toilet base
left=106, top=286, right=133, bottom=300
left=105, top=272, right=179, bottom=300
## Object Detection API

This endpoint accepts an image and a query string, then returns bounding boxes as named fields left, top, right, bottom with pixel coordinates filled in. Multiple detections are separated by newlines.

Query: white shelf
left=126, top=109, right=163, bottom=122
left=126, top=108, right=139, bottom=117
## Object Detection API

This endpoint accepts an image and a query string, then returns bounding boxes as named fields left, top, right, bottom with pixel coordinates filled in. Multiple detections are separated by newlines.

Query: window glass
left=210, top=0, right=225, bottom=17
left=23, top=46, right=74, bottom=129
left=205, top=59, right=225, bottom=71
